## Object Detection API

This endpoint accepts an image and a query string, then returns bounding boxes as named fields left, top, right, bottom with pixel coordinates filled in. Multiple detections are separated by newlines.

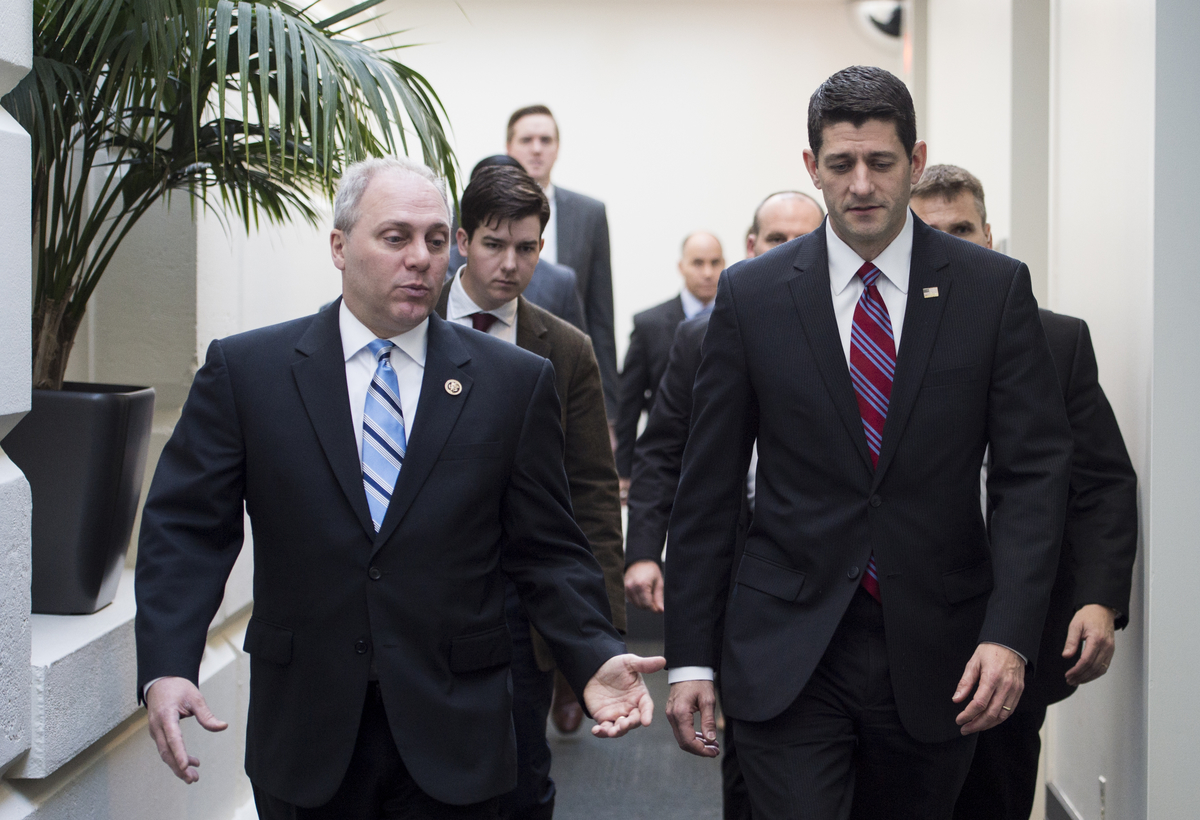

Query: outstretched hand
left=145, top=676, right=228, bottom=783
left=583, top=653, right=666, bottom=738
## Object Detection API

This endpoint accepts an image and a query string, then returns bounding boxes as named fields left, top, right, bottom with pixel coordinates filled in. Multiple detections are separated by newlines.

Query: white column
left=0, top=0, right=33, bottom=778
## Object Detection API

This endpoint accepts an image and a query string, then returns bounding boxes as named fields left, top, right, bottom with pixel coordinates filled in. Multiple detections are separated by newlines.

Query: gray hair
left=333, top=157, right=450, bottom=234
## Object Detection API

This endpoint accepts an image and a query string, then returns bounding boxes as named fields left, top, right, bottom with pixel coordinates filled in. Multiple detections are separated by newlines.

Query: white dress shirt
left=679, top=287, right=715, bottom=320
left=341, top=300, right=427, bottom=460
left=144, top=300, right=429, bottom=699
left=540, top=183, right=558, bottom=265
left=445, top=267, right=519, bottom=344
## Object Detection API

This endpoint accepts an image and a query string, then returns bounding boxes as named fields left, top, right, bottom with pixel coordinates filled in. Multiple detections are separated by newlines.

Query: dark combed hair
left=506, top=104, right=558, bottom=142
left=460, top=165, right=550, bottom=240
left=807, top=66, right=917, bottom=159
left=911, top=164, right=988, bottom=224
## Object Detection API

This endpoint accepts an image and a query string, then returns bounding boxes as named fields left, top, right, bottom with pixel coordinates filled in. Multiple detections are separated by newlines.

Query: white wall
left=923, top=0, right=1013, bottom=252
left=1043, top=0, right=1155, bottom=817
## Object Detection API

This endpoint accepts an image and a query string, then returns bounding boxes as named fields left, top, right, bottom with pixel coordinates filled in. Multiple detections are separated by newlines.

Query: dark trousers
left=723, top=719, right=753, bottom=820
left=252, top=682, right=500, bottom=820
left=952, top=700, right=1047, bottom=820
left=499, top=580, right=556, bottom=820
left=734, top=587, right=977, bottom=820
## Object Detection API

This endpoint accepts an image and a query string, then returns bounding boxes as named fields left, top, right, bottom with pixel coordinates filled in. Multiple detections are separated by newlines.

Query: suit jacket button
left=870, top=495, right=882, bottom=508
left=847, top=566, right=860, bottom=580
left=355, top=640, right=369, bottom=655
left=368, top=567, right=382, bottom=580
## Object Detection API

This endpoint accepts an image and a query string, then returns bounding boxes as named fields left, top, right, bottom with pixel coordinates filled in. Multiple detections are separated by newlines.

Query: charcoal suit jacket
left=555, top=186, right=619, bottom=417
left=135, top=301, right=625, bottom=807
left=615, top=295, right=687, bottom=477
left=1022, top=308, right=1137, bottom=708
left=665, top=217, right=1073, bottom=743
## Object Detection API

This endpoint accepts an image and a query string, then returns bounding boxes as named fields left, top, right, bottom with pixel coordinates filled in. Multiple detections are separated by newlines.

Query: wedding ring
left=1001, top=706, right=1013, bottom=711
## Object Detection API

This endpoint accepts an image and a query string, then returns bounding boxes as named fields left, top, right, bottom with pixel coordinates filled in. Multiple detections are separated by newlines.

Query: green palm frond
left=4, top=0, right=458, bottom=389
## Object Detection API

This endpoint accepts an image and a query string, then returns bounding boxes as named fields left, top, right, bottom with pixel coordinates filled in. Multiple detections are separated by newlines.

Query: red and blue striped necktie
left=849, top=261, right=895, bottom=602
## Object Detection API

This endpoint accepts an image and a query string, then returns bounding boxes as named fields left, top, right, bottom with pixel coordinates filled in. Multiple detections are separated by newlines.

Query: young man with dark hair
left=664, top=66, right=1073, bottom=819
left=436, top=164, right=626, bottom=820
left=506, top=105, right=618, bottom=422
left=911, top=165, right=1138, bottom=820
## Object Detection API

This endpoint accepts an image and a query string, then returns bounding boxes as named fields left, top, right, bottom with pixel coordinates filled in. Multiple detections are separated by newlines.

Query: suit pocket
left=243, top=617, right=293, bottom=665
left=439, top=441, right=503, bottom=460
left=449, top=624, right=513, bottom=673
left=735, top=552, right=806, bottom=602
left=942, top=559, right=994, bottom=604
left=922, top=364, right=979, bottom=388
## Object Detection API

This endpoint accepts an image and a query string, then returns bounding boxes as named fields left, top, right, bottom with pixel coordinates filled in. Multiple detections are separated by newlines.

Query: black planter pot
left=2, top=382, right=155, bottom=614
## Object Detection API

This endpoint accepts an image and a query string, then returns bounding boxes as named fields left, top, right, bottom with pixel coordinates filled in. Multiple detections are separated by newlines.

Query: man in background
left=911, top=164, right=1138, bottom=820
left=615, top=231, right=725, bottom=499
left=449, top=155, right=586, bottom=332
left=623, top=192, right=823, bottom=820
left=507, top=105, right=618, bottom=419
left=436, top=163, right=626, bottom=820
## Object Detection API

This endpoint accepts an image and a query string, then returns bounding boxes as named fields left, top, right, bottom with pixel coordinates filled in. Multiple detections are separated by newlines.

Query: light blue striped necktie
left=362, top=339, right=407, bottom=531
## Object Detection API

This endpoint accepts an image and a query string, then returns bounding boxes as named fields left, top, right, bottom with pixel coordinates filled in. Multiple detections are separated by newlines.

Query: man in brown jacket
left=435, top=163, right=625, bottom=820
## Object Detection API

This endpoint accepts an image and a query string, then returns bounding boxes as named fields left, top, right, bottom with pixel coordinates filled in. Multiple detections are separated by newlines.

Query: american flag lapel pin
left=923, top=287, right=939, bottom=299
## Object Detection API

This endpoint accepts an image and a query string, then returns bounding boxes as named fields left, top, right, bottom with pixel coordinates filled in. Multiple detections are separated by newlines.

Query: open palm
left=582, top=653, right=667, bottom=738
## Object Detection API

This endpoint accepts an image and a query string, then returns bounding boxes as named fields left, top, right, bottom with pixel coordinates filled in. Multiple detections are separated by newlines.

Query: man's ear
left=802, top=148, right=822, bottom=189
left=983, top=223, right=993, bottom=251
left=330, top=229, right=347, bottom=271
left=456, top=226, right=470, bottom=258
left=745, top=234, right=758, bottom=259
left=909, top=140, right=928, bottom=185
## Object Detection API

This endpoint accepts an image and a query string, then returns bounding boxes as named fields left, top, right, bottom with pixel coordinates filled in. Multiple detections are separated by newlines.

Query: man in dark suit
left=615, top=231, right=725, bottom=494
left=664, top=67, right=1073, bottom=819
left=910, top=165, right=1138, bottom=820
left=506, top=105, right=618, bottom=418
left=449, top=155, right=586, bottom=333
left=135, top=157, right=662, bottom=820
left=435, top=164, right=626, bottom=820
left=624, top=191, right=824, bottom=820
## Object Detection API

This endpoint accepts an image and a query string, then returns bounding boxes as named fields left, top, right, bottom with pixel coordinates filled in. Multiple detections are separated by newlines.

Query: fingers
left=626, top=655, right=667, bottom=675
left=666, top=683, right=720, bottom=758
left=191, top=696, right=230, bottom=733
left=952, top=656, right=981, bottom=705
left=624, top=563, right=665, bottom=613
left=652, top=578, right=665, bottom=613
left=955, top=658, right=1024, bottom=734
left=1065, top=630, right=1116, bottom=686
left=1062, top=616, right=1085, bottom=659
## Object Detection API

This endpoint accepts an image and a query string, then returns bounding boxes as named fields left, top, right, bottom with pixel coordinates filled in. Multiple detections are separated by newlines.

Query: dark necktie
left=849, top=261, right=895, bottom=603
left=470, top=312, right=498, bottom=333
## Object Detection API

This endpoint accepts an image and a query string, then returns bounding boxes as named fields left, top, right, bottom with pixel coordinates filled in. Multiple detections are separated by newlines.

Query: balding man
left=614, top=232, right=724, bottom=489
left=624, top=192, right=823, bottom=820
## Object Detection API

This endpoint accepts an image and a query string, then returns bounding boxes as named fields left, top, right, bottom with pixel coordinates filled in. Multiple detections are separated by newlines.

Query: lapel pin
left=923, top=287, right=939, bottom=299
left=444, top=379, right=463, bottom=396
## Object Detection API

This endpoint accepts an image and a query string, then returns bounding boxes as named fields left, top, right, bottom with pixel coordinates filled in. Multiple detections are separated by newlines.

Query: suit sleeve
left=134, top=339, right=247, bottom=700
left=982, top=265, right=1074, bottom=666
left=664, top=274, right=757, bottom=669
left=561, top=337, right=627, bottom=632
left=585, top=205, right=619, bottom=419
left=614, top=318, right=650, bottom=477
left=1061, top=321, right=1138, bottom=628
left=501, top=359, right=626, bottom=695
left=625, top=323, right=700, bottom=567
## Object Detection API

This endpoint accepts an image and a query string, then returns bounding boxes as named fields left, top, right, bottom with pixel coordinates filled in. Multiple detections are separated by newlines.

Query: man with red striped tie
left=663, top=66, right=1073, bottom=819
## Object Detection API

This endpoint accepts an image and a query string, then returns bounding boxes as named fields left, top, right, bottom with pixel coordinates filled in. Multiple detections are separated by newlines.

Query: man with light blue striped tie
left=136, top=156, right=665, bottom=820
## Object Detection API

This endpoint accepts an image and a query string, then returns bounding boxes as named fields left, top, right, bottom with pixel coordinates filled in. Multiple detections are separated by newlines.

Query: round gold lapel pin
left=444, top=379, right=463, bottom=396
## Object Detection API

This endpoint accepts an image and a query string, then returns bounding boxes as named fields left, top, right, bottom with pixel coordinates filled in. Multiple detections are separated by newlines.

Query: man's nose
left=848, top=162, right=873, bottom=196
left=407, top=239, right=431, bottom=269
left=501, top=248, right=518, bottom=271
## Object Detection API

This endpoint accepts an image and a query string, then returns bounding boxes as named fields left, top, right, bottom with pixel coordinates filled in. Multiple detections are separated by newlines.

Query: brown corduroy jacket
left=436, top=291, right=626, bottom=668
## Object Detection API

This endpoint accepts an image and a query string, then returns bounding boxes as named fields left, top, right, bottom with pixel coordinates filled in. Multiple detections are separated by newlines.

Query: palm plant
left=3, top=0, right=458, bottom=390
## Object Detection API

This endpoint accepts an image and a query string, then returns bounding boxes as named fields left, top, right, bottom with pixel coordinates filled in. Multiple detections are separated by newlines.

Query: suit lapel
left=788, top=234, right=874, bottom=472
left=373, top=314, right=472, bottom=551
left=292, top=300, right=376, bottom=540
left=516, top=297, right=552, bottom=359
left=871, top=221, right=952, bottom=488
left=554, top=188, right=582, bottom=277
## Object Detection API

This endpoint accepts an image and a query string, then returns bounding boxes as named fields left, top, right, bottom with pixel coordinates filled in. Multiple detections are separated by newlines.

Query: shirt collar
left=339, top=299, right=428, bottom=367
left=446, top=266, right=519, bottom=328
left=679, top=287, right=714, bottom=320
left=826, top=208, right=914, bottom=296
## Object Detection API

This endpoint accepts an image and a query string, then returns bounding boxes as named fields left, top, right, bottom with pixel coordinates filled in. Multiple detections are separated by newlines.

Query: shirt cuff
left=980, top=642, right=1027, bottom=664
left=143, top=677, right=166, bottom=699
left=667, top=666, right=715, bottom=684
